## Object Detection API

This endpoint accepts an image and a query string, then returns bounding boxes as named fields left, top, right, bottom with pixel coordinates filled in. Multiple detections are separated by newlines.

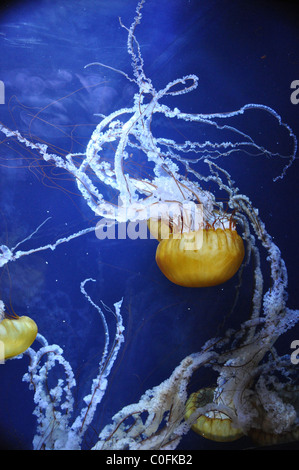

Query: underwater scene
left=0, top=0, right=299, bottom=451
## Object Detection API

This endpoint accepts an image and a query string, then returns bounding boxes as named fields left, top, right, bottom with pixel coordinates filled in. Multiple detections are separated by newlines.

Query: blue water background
left=0, top=0, right=298, bottom=450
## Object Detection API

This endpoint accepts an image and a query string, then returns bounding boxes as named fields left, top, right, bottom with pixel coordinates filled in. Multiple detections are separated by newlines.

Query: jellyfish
left=0, top=313, right=38, bottom=360
left=148, top=208, right=245, bottom=287
left=155, top=227, right=244, bottom=288
left=0, top=0, right=298, bottom=451
left=184, top=387, right=243, bottom=442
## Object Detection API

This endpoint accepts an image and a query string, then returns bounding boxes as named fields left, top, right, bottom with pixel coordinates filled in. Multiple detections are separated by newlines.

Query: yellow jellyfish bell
left=185, top=388, right=244, bottom=442
left=0, top=316, right=38, bottom=360
left=150, top=221, right=245, bottom=288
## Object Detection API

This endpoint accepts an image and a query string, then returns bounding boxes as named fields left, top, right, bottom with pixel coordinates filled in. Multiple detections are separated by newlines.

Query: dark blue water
left=0, top=0, right=298, bottom=450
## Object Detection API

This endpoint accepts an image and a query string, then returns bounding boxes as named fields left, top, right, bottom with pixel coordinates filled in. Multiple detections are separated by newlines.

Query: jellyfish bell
left=148, top=203, right=245, bottom=287
left=0, top=315, right=38, bottom=360
left=156, top=227, right=244, bottom=288
left=185, top=387, right=244, bottom=442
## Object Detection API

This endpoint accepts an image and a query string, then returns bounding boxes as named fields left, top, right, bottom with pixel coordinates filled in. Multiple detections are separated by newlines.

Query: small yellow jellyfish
left=184, top=388, right=244, bottom=442
left=149, top=214, right=245, bottom=288
left=0, top=315, right=38, bottom=360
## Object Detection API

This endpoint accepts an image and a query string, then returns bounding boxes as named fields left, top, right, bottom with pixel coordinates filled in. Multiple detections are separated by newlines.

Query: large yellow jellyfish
left=0, top=315, right=38, bottom=360
left=0, top=0, right=298, bottom=451
left=148, top=211, right=245, bottom=287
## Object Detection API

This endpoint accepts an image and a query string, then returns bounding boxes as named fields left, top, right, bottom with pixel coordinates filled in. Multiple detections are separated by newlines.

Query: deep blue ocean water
left=0, top=0, right=298, bottom=450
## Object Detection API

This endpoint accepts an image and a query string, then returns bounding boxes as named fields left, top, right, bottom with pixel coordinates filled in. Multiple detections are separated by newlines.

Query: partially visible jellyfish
left=184, top=387, right=243, bottom=442
left=0, top=0, right=298, bottom=450
left=185, top=383, right=299, bottom=446
left=0, top=300, right=37, bottom=360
